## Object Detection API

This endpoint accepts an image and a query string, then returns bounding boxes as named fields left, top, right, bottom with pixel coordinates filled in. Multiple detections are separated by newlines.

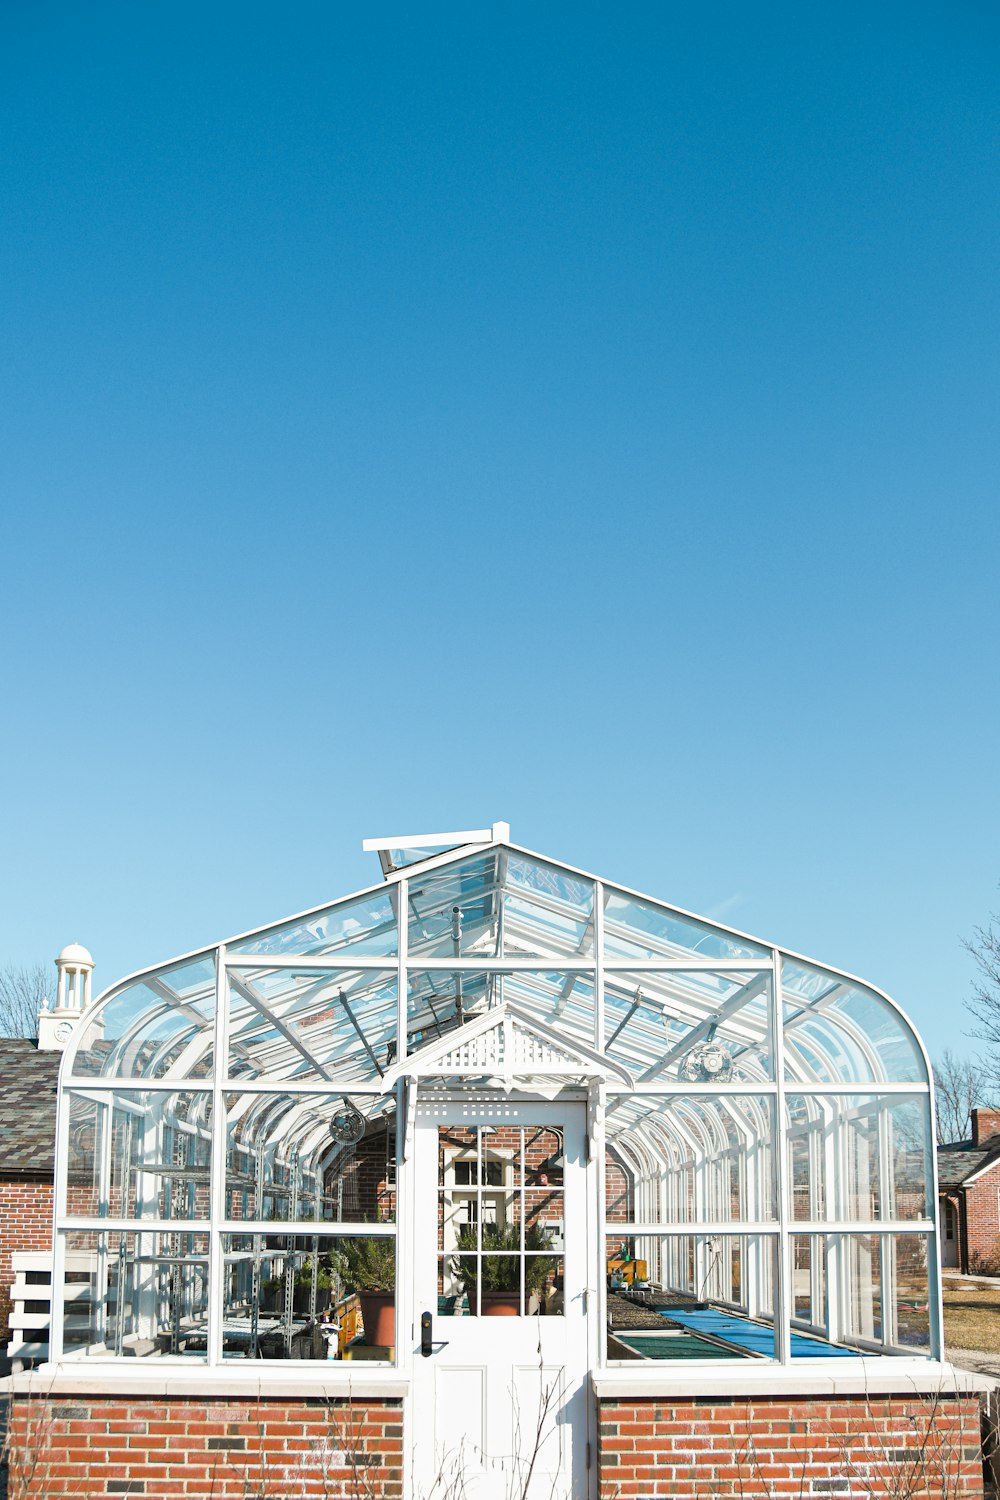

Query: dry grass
left=943, top=1276, right=1000, bottom=1352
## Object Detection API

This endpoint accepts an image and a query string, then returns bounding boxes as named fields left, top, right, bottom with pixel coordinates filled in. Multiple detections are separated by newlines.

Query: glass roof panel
left=385, top=844, right=460, bottom=871
left=603, top=888, right=770, bottom=963
left=501, top=853, right=595, bottom=960
left=69, top=956, right=216, bottom=1080
left=228, top=967, right=398, bottom=1083
left=229, top=888, right=397, bottom=960
left=604, top=968, right=772, bottom=1081
left=782, top=960, right=926, bottom=1084
left=406, top=851, right=500, bottom=958
left=405, top=969, right=596, bottom=1055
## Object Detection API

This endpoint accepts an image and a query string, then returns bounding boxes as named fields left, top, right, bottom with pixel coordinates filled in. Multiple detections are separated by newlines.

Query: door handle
left=420, top=1309, right=433, bottom=1356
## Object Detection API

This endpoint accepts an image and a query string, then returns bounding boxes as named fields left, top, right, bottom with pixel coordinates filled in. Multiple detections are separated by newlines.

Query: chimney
left=971, top=1107, right=1000, bottom=1148
left=38, top=943, right=95, bottom=1052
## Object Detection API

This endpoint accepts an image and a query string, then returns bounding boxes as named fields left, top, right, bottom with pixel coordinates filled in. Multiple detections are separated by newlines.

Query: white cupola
left=38, top=943, right=95, bottom=1051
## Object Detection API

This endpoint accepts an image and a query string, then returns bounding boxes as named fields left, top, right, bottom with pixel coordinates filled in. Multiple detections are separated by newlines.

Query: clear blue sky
left=1, top=2, right=997, bottom=1061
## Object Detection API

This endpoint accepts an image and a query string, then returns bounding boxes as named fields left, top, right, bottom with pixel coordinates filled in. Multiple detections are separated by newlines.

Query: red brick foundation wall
left=0, top=1178, right=53, bottom=1340
left=598, top=1395, right=984, bottom=1498
left=5, top=1395, right=404, bottom=1499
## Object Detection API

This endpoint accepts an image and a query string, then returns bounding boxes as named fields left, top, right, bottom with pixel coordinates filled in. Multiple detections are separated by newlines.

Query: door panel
left=412, top=1100, right=590, bottom=1500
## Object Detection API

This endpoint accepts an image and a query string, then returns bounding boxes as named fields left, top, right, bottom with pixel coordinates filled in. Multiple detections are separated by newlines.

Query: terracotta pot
left=358, top=1290, right=395, bottom=1345
left=480, top=1291, right=520, bottom=1317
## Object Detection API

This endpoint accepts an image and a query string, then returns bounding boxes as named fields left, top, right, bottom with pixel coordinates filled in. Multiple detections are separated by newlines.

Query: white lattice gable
left=380, top=1002, right=633, bottom=1091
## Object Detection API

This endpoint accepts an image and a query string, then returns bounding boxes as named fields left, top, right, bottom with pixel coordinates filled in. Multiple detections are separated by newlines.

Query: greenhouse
left=47, top=824, right=951, bottom=1499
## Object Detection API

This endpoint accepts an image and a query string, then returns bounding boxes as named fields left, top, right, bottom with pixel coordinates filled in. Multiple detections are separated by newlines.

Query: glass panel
left=70, top=957, right=216, bottom=1080
left=221, top=1232, right=395, bottom=1360
left=229, top=888, right=397, bottom=959
left=785, top=1095, right=932, bottom=1223
left=603, top=889, right=770, bottom=963
left=407, top=969, right=596, bottom=1057
left=407, top=852, right=499, bottom=959
left=835, top=1232, right=933, bottom=1352
left=782, top=961, right=926, bottom=1084
left=59, top=1229, right=209, bottom=1360
left=604, top=1095, right=777, bottom=1223
left=65, top=1090, right=212, bottom=1220
left=437, top=1124, right=564, bottom=1317
left=500, top=854, right=595, bottom=960
left=844, top=1233, right=883, bottom=1344
left=604, top=970, right=772, bottom=1081
left=228, top=968, right=397, bottom=1082
left=791, top=1233, right=826, bottom=1330
left=225, top=1093, right=396, bottom=1223
left=605, top=1234, right=778, bottom=1361
left=893, top=1234, right=931, bottom=1352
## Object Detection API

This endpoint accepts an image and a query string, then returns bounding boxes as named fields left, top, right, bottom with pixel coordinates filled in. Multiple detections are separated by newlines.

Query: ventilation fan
left=680, top=1039, right=734, bottom=1083
left=328, top=1097, right=366, bottom=1145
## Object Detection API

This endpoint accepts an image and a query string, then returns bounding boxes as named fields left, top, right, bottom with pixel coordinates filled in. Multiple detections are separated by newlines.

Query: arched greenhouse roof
left=64, top=835, right=929, bottom=1100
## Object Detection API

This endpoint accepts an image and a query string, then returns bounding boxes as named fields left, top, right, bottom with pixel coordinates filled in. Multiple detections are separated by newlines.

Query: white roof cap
left=57, top=942, right=94, bottom=966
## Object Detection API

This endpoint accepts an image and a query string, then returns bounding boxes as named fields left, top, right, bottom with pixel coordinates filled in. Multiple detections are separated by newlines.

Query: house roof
left=0, top=1040, right=60, bottom=1176
left=937, top=1139, right=1000, bottom=1188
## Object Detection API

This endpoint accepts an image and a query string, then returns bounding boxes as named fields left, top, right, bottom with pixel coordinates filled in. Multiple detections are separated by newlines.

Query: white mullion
left=772, top=948, right=792, bottom=1364
left=50, top=1068, right=73, bottom=1363
left=397, top=877, right=408, bottom=1061
left=594, top=881, right=605, bottom=1054
left=208, top=944, right=229, bottom=1367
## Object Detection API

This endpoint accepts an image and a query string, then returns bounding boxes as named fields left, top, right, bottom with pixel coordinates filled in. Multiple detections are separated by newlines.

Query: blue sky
left=1, top=1, right=997, bottom=1060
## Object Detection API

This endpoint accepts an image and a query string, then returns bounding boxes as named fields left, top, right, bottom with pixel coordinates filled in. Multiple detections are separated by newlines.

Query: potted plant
left=336, top=1238, right=396, bottom=1346
left=454, top=1222, right=557, bottom=1316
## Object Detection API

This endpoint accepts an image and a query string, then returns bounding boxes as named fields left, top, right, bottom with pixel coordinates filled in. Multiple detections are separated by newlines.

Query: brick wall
left=963, top=1170, right=1000, bottom=1271
left=0, top=1177, right=53, bottom=1340
left=5, top=1395, right=404, bottom=1499
left=598, top=1394, right=983, bottom=1498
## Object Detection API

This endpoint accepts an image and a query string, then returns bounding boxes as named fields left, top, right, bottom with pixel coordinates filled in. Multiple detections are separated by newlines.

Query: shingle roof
left=937, top=1140, right=1000, bottom=1188
left=0, top=1041, right=60, bottom=1175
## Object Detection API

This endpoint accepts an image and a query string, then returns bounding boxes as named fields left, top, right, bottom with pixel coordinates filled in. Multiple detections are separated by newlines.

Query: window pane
left=60, top=1229, right=209, bottom=1360
left=437, top=1123, right=564, bottom=1317
left=407, top=969, right=596, bottom=1058
left=225, top=1093, right=396, bottom=1224
left=605, top=1234, right=778, bottom=1361
left=785, top=1095, right=932, bottom=1223
left=69, top=958, right=216, bottom=1080
left=221, top=1232, right=395, bottom=1361
left=604, top=970, right=772, bottom=1081
left=500, top=855, right=595, bottom=960
left=605, top=1095, right=777, bottom=1223
left=229, top=889, right=397, bottom=959
left=66, top=1089, right=212, bottom=1220
left=228, top=968, right=397, bottom=1082
left=603, top=890, right=770, bottom=963
left=782, top=961, right=926, bottom=1084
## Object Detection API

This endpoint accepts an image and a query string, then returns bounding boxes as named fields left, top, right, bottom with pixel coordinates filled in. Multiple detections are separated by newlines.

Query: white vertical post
left=397, top=878, right=408, bottom=1062
left=594, top=881, right=604, bottom=1055
left=208, top=945, right=229, bottom=1366
left=771, top=949, right=791, bottom=1363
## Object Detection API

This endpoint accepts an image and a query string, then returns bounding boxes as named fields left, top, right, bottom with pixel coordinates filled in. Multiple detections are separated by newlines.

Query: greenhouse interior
left=53, top=825, right=938, bottom=1369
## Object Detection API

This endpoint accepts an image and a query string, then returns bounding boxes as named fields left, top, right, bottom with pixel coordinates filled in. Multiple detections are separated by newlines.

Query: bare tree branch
left=932, top=1048, right=995, bottom=1144
left=0, top=964, right=50, bottom=1041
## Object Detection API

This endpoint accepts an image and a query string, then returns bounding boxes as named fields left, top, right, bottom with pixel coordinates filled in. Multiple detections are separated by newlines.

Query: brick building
left=938, top=1105, right=1000, bottom=1273
left=1, top=827, right=988, bottom=1498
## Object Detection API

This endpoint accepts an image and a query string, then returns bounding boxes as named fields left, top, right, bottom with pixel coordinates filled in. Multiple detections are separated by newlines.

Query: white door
left=411, top=1098, right=591, bottom=1500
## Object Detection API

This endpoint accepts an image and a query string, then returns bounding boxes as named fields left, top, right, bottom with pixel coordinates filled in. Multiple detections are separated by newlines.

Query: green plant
left=335, top=1237, right=395, bottom=1293
left=454, top=1221, right=557, bottom=1296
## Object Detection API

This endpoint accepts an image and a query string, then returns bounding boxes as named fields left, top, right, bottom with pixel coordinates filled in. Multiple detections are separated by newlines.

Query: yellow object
left=607, top=1258, right=647, bottom=1284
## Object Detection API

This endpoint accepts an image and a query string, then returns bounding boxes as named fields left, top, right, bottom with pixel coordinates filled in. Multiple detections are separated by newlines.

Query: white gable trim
left=380, top=1001, right=634, bottom=1092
